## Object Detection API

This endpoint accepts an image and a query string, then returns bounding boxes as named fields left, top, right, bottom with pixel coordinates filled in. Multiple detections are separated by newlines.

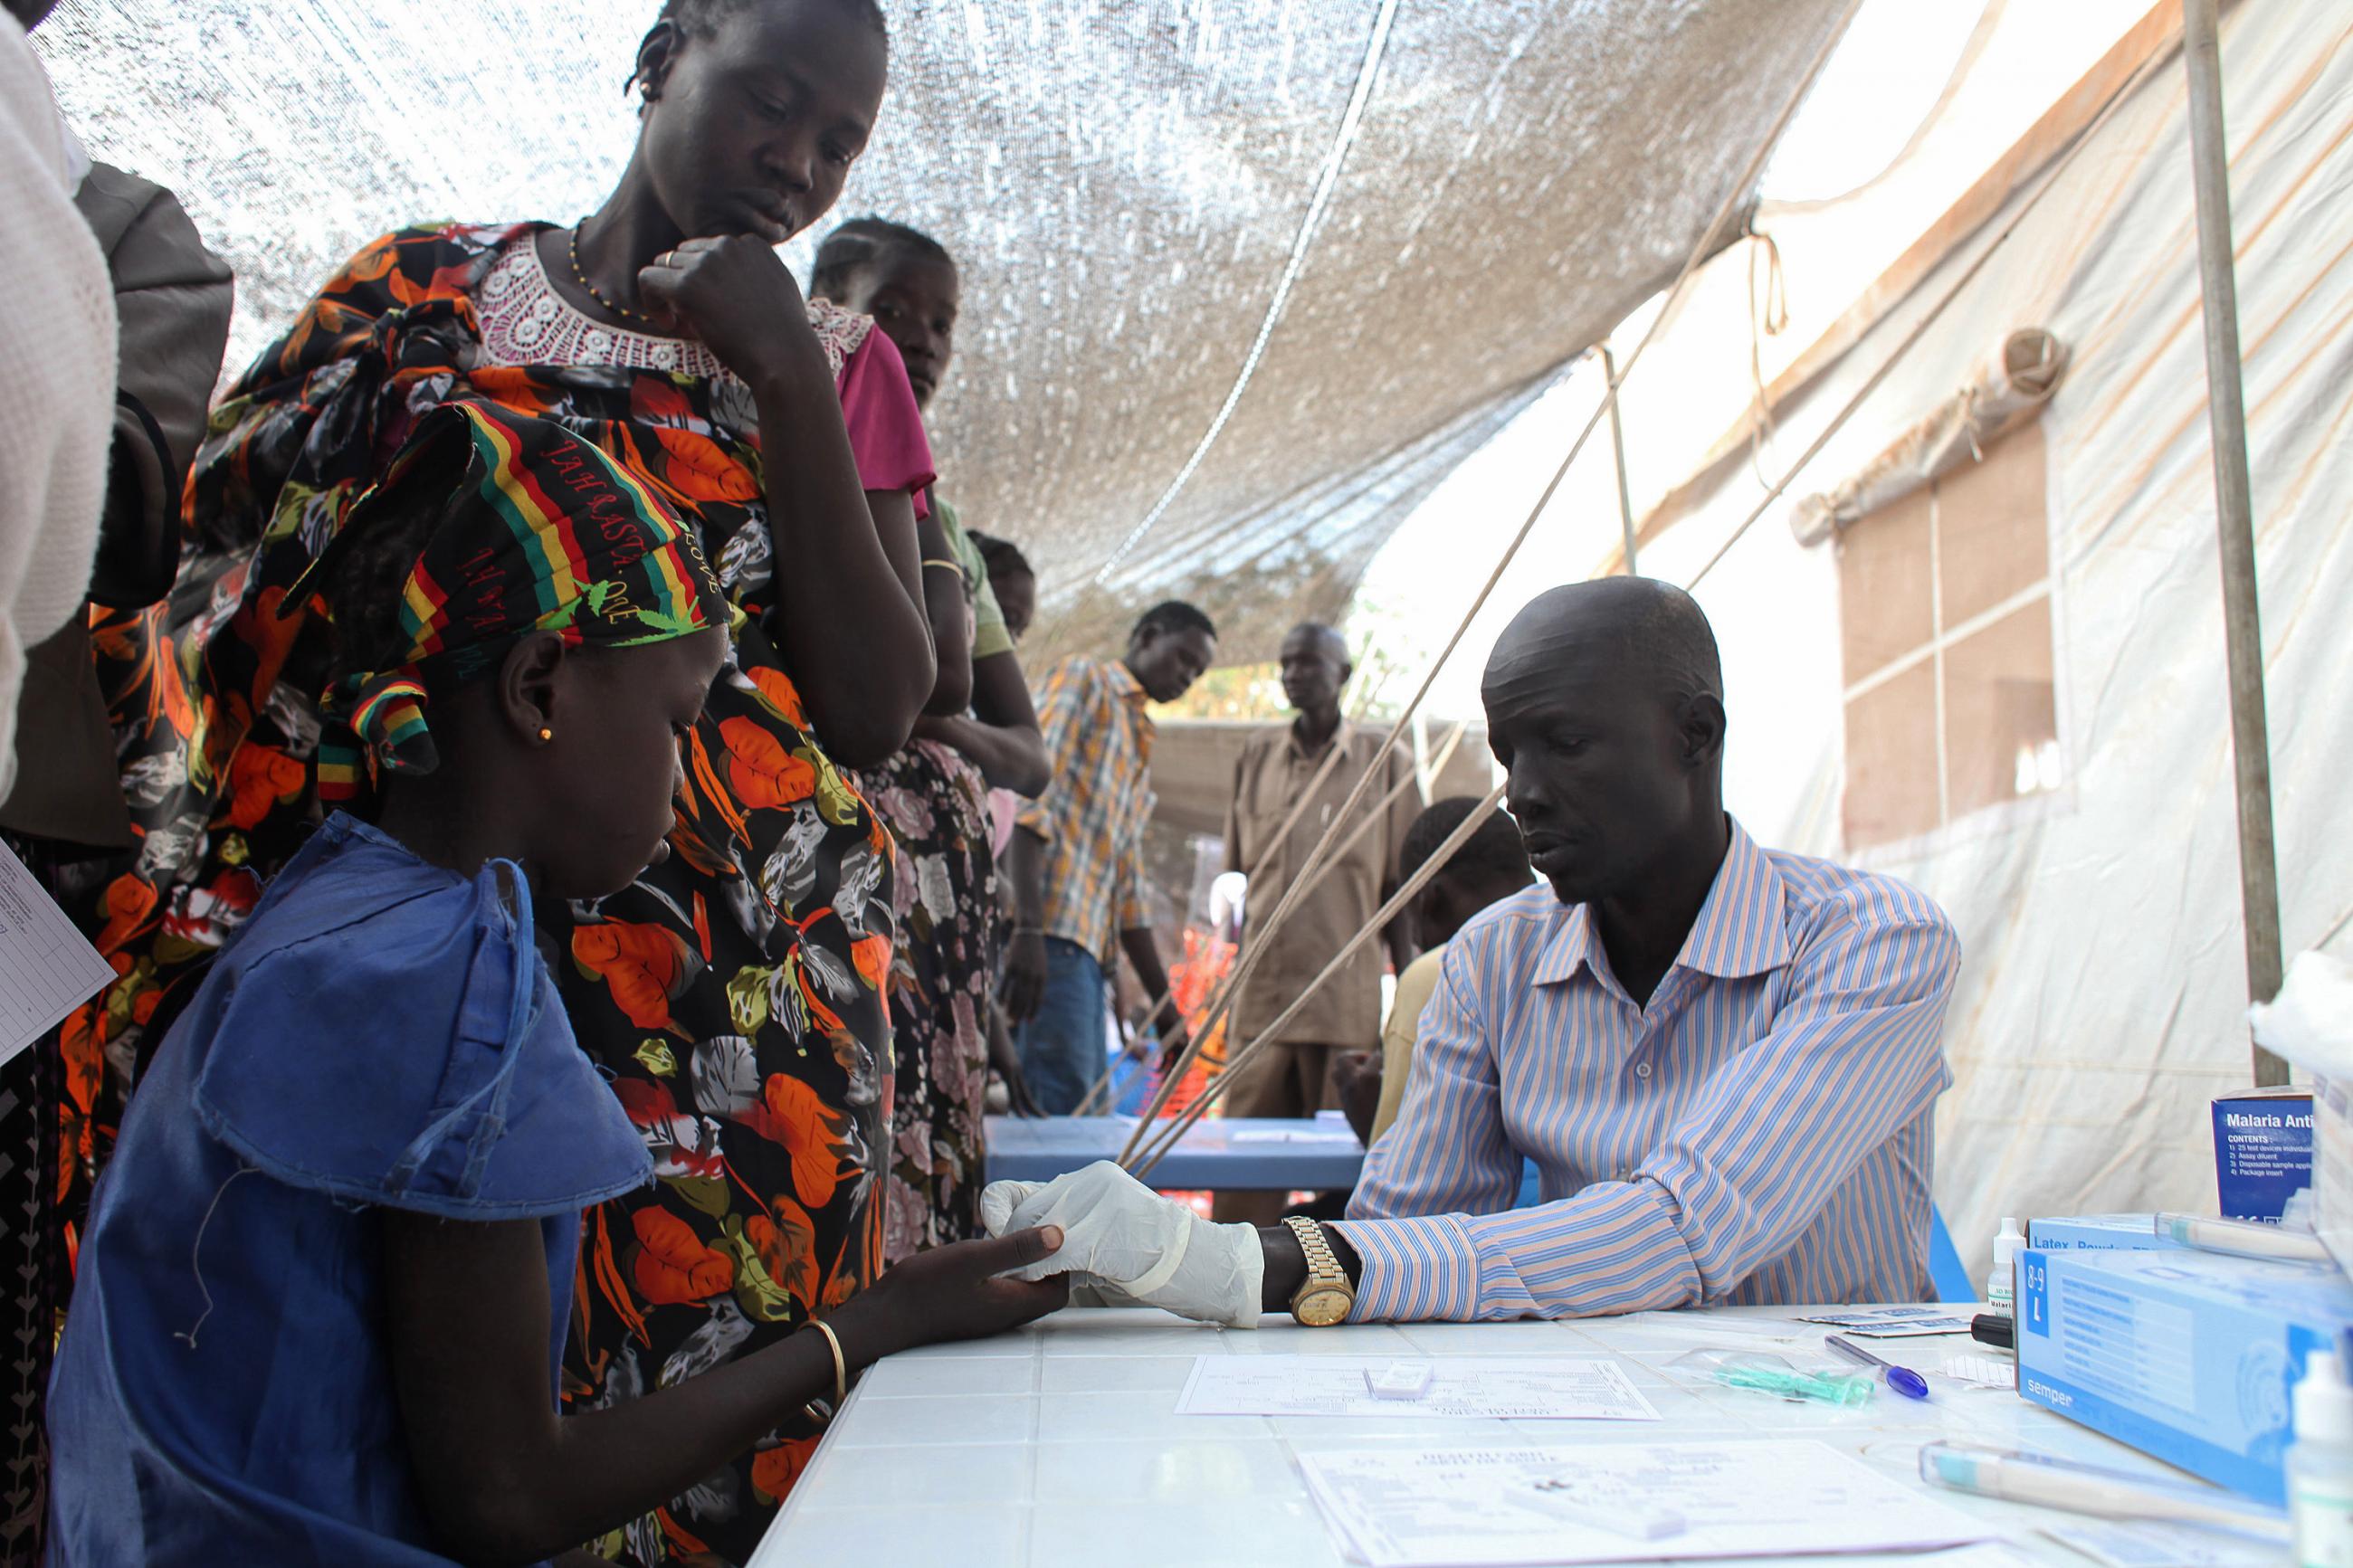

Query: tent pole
left=2181, top=0, right=2287, bottom=1087
left=1600, top=343, right=1640, bottom=575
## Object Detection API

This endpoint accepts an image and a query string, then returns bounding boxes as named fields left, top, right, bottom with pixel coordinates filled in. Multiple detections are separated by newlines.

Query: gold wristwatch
left=1282, top=1216, right=1356, bottom=1326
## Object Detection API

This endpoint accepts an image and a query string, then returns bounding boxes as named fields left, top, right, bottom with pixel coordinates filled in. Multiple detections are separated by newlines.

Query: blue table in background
left=984, top=1115, right=1366, bottom=1191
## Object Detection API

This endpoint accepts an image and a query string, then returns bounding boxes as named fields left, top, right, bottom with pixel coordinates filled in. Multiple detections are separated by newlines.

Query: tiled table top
left=751, top=1306, right=2232, bottom=1567
left=985, top=1115, right=1366, bottom=1190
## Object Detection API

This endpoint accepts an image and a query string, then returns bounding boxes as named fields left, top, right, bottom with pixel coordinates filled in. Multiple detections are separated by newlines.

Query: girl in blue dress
left=47, top=404, right=1065, bottom=1567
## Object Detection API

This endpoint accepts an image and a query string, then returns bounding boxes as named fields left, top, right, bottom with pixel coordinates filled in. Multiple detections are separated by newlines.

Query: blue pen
left=1824, top=1333, right=1929, bottom=1399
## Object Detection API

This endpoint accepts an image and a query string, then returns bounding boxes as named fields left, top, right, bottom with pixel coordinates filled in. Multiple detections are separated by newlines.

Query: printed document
left=0, top=844, right=113, bottom=1066
left=1297, top=1439, right=1990, bottom=1566
left=1176, top=1355, right=1659, bottom=1421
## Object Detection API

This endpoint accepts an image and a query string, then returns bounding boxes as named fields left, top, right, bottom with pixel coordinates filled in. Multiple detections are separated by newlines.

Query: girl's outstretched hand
left=831, top=1225, right=1071, bottom=1366
left=386, top=1212, right=1062, bottom=1564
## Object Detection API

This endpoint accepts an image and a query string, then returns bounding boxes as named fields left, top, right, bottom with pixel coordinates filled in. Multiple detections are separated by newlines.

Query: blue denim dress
left=48, top=813, right=652, bottom=1564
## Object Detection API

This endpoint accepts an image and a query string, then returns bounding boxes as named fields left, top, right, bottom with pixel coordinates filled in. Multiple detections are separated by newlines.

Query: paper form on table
left=1606, top=1310, right=1810, bottom=1345
left=1176, top=1354, right=1659, bottom=1421
left=0, top=843, right=113, bottom=1067
left=2043, top=1519, right=2282, bottom=1568
left=1928, top=1545, right=2067, bottom=1568
left=1295, top=1438, right=1991, bottom=1567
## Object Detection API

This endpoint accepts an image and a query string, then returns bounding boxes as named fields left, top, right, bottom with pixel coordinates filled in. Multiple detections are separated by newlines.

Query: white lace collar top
left=472, top=233, right=732, bottom=378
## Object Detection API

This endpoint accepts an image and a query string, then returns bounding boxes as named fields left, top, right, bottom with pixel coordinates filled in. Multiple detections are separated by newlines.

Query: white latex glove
left=980, top=1160, right=1263, bottom=1329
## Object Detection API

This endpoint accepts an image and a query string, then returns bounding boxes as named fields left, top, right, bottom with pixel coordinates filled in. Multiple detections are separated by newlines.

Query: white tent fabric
left=33, top=0, right=1853, bottom=657
left=1634, top=0, right=2353, bottom=1271
left=1787, top=327, right=2069, bottom=547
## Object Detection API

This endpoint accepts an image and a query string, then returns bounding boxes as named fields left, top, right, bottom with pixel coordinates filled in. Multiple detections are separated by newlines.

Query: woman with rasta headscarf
left=49, top=404, right=1065, bottom=1568
left=70, top=1, right=976, bottom=1559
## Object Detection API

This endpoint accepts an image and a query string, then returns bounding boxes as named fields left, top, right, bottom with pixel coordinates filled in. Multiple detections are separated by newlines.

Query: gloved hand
left=980, top=1160, right=1264, bottom=1329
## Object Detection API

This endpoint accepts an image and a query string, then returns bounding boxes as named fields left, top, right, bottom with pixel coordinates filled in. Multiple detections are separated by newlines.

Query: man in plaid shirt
left=1005, top=601, right=1217, bottom=1112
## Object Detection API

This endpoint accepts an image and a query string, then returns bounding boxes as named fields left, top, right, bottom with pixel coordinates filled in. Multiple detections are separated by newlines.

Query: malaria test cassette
left=1365, top=1361, right=1436, bottom=1400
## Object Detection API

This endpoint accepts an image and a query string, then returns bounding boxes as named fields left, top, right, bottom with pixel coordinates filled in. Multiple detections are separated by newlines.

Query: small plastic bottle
left=2289, top=1348, right=2353, bottom=1568
left=1986, top=1218, right=2025, bottom=1316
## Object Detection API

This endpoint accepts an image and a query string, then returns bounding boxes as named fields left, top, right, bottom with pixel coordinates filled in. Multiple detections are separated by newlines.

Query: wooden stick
left=1072, top=1058, right=1119, bottom=1117
left=1110, top=0, right=1863, bottom=1152
left=1285, top=720, right=1469, bottom=911
left=1079, top=667, right=1396, bottom=1121
left=1136, top=0, right=2144, bottom=1174
left=1129, top=784, right=1509, bottom=1175
left=1127, top=784, right=1510, bottom=1180
left=1162, top=718, right=1467, bottom=1104
left=1681, top=32, right=2171, bottom=590
left=2181, top=0, right=2285, bottom=1088
left=1601, top=339, right=1640, bottom=575
left=1113, top=0, right=1860, bottom=1161
left=1227, top=662, right=1400, bottom=889
left=1235, top=715, right=1358, bottom=879
left=1109, top=704, right=1420, bottom=1140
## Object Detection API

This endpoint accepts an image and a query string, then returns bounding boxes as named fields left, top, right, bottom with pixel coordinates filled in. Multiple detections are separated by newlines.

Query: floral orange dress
left=68, top=222, right=933, bottom=1567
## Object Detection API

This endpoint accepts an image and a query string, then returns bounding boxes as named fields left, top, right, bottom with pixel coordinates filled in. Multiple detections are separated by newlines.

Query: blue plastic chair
left=1929, top=1205, right=1977, bottom=1304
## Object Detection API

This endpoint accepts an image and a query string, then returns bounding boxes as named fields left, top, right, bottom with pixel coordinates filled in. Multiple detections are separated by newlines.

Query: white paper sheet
left=1924, top=1544, right=2062, bottom=1568
left=2043, top=1519, right=2283, bottom=1568
left=1608, top=1311, right=1812, bottom=1345
left=0, top=844, right=114, bottom=1066
left=1296, top=1439, right=1992, bottom=1567
left=1797, top=1307, right=1977, bottom=1337
left=1176, top=1355, right=1659, bottom=1421
left=1941, top=1353, right=2018, bottom=1389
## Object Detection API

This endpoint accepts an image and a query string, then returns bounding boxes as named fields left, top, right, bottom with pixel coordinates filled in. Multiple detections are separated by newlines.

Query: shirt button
left=1634, top=1060, right=1652, bottom=1079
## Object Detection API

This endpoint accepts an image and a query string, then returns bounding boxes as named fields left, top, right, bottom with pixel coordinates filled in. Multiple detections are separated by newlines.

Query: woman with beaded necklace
left=71, top=1, right=963, bottom=1561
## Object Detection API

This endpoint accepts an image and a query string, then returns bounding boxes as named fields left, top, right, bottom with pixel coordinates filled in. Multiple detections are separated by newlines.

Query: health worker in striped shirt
left=982, top=577, right=1962, bottom=1323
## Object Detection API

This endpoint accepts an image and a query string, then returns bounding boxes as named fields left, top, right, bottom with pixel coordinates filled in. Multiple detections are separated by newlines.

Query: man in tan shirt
left=1215, top=622, right=1422, bottom=1223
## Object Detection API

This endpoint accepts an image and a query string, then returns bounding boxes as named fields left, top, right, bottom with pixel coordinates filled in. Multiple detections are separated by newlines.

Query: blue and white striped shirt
left=1336, top=821, right=1959, bottom=1320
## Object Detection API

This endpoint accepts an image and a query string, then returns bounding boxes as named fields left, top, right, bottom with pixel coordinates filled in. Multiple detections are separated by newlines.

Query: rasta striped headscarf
left=289, top=403, right=734, bottom=801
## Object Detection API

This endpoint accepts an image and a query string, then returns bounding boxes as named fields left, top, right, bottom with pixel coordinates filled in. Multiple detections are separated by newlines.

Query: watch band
left=1284, top=1215, right=1350, bottom=1301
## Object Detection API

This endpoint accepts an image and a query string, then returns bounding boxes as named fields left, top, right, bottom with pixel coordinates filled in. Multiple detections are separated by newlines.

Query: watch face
left=1294, top=1286, right=1353, bottom=1327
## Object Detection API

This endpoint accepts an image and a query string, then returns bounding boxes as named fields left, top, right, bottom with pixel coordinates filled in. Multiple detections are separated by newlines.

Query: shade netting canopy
left=38, top=0, right=1851, bottom=656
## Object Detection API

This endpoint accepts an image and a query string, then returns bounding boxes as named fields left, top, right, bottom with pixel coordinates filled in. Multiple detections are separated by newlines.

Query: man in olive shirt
left=1215, top=622, right=1421, bottom=1223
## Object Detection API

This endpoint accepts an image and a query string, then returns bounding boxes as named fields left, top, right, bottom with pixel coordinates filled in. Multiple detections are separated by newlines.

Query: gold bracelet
left=804, top=1318, right=846, bottom=1418
left=920, top=556, right=967, bottom=577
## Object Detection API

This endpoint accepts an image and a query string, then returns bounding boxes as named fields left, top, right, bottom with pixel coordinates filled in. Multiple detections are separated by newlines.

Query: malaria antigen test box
left=2016, top=1244, right=2353, bottom=1504
left=2212, top=1087, right=2314, bottom=1222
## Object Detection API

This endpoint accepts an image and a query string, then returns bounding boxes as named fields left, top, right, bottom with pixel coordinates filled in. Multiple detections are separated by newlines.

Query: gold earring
left=538, top=727, right=554, bottom=742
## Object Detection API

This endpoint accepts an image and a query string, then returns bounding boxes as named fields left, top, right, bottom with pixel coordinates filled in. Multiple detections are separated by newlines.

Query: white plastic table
left=985, top=1114, right=1365, bottom=1191
left=750, top=1305, right=2240, bottom=1567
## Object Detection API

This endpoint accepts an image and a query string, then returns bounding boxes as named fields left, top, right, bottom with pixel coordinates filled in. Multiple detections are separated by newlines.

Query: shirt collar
left=1105, top=660, right=1150, bottom=710
left=1286, top=716, right=1351, bottom=761
left=1531, top=818, right=1789, bottom=988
